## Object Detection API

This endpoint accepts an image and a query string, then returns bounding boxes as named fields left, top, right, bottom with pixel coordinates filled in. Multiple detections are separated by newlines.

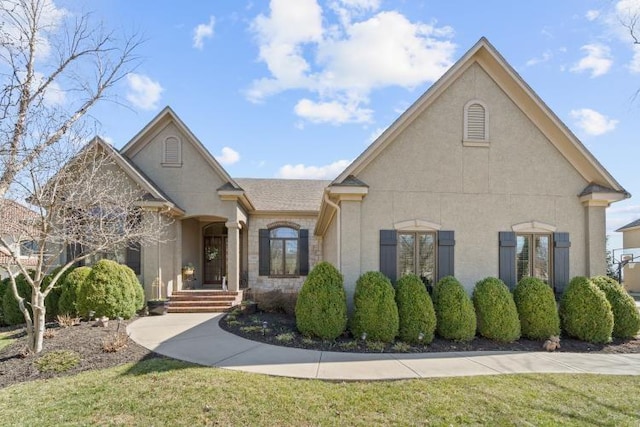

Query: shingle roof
left=235, top=178, right=330, bottom=212
left=617, top=218, right=640, bottom=232
left=579, top=183, right=629, bottom=197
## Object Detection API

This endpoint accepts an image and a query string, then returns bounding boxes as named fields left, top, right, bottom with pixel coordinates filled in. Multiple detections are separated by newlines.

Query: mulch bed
left=220, top=309, right=640, bottom=354
left=0, top=318, right=165, bottom=389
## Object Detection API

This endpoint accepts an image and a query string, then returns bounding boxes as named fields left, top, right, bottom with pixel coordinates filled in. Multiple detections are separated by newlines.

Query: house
left=615, top=219, right=640, bottom=292
left=0, top=200, right=40, bottom=279
left=70, top=38, right=628, bottom=305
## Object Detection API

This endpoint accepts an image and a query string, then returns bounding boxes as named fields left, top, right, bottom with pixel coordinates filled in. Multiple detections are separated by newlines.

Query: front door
left=203, top=235, right=227, bottom=285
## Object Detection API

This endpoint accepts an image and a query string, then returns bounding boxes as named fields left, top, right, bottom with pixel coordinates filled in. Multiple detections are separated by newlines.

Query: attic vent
left=162, top=136, right=181, bottom=167
left=463, top=100, right=489, bottom=146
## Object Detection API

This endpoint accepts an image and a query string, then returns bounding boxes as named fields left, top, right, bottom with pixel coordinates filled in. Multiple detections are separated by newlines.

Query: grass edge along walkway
left=0, top=359, right=639, bottom=426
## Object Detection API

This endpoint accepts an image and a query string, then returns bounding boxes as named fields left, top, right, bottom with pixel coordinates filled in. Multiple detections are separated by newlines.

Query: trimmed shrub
left=58, top=267, right=91, bottom=316
left=0, top=278, right=7, bottom=325
left=350, top=271, right=399, bottom=343
left=122, top=265, right=145, bottom=312
left=513, top=277, right=560, bottom=340
left=77, top=260, right=143, bottom=319
left=473, top=277, right=521, bottom=342
left=295, top=262, right=347, bottom=340
left=433, top=276, right=476, bottom=341
left=42, top=266, right=75, bottom=321
left=395, top=274, right=436, bottom=344
left=2, top=274, right=32, bottom=325
left=591, top=276, right=640, bottom=339
left=560, top=276, right=613, bottom=343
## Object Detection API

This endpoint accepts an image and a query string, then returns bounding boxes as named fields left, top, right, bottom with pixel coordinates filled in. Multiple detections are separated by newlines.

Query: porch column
left=174, top=219, right=182, bottom=292
left=226, top=221, right=240, bottom=292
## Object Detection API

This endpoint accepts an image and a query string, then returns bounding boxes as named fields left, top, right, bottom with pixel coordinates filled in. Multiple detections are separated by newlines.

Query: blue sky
left=65, top=0, right=640, bottom=248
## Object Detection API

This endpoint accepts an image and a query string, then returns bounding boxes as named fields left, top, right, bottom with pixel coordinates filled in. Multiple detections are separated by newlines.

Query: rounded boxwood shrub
left=395, top=274, right=436, bottom=344
left=58, top=266, right=91, bottom=316
left=473, top=277, right=521, bottom=342
left=2, top=273, right=32, bottom=325
left=77, top=260, right=143, bottom=319
left=560, top=276, right=613, bottom=343
left=295, top=262, right=347, bottom=340
left=591, top=276, right=640, bottom=339
left=122, top=264, right=145, bottom=312
left=432, top=276, right=476, bottom=341
left=350, top=271, right=399, bottom=343
left=42, top=266, right=75, bottom=321
left=0, top=278, right=8, bottom=325
left=513, top=277, right=560, bottom=340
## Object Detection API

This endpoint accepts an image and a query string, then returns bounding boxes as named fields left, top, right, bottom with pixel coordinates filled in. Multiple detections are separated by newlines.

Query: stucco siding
left=350, top=63, right=590, bottom=292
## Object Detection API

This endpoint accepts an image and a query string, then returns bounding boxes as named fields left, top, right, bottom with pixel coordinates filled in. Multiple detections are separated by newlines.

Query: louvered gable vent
left=163, top=136, right=181, bottom=165
left=466, top=103, right=485, bottom=140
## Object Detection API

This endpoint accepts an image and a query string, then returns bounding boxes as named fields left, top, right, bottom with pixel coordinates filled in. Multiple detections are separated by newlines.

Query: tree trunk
left=31, top=292, right=46, bottom=353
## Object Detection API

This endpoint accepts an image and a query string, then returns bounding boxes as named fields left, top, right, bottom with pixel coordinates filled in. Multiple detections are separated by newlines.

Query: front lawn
left=0, top=359, right=638, bottom=426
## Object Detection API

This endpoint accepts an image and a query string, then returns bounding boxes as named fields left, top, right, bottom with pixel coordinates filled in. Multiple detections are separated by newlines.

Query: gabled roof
left=90, top=137, right=184, bottom=214
left=235, top=178, right=330, bottom=212
left=120, top=106, right=242, bottom=190
left=617, top=218, right=640, bottom=232
left=332, top=37, right=627, bottom=197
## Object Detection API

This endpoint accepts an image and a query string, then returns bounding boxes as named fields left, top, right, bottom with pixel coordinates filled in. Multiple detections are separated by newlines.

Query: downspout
left=323, top=192, right=341, bottom=270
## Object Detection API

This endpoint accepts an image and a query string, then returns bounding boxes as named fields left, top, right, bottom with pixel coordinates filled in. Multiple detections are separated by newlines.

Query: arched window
left=162, top=136, right=182, bottom=166
left=268, top=227, right=299, bottom=276
left=463, top=100, right=489, bottom=146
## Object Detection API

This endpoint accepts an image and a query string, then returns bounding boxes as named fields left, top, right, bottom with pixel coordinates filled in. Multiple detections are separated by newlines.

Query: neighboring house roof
left=617, top=218, right=640, bottom=232
left=0, top=199, right=39, bottom=267
left=120, top=106, right=242, bottom=191
left=235, top=178, right=330, bottom=212
left=332, top=37, right=628, bottom=200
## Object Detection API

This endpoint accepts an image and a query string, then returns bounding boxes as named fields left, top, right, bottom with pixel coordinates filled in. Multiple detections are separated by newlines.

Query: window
left=269, top=227, right=299, bottom=276
left=162, top=136, right=181, bottom=166
left=463, top=100, right=489, bottom=146
left=19, top=240, right=38, bottom=257
left=398, top=232, right=436, bottom=286
left=516, top=234, right=551, bottom=283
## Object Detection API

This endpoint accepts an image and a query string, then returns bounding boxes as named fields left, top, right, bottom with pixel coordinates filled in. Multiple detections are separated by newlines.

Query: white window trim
left=512, top=221, right=556, bottom=233
left=394, top=219, right=441, bottom=231
left=463, top=99, right=490, bottom=147
left=161, top=136, right=182, bottom=167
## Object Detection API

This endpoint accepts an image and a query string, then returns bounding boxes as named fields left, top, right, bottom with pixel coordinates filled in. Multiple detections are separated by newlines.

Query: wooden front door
left=203, top=235, right=227, bottom=285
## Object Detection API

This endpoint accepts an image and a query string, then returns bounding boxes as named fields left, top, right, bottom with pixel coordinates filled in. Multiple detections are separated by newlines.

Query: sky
left=52, top=0, right=640, bottom=251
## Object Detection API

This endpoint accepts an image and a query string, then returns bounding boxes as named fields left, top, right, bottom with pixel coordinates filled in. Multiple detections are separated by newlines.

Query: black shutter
left=66, top=243, right=85, bottom=267
left=259, top=229, right=270, bottom=276
left=298, top=229, right=309, bottom=276
left=437, top=231, right=455, bottom=281
left=126, top=242, right=142, bottom=275
left=499, top=232, right=517, bottom=289
left=553, top=232, right=571, bottom=295
left=380, top=230, right=397, bottom=283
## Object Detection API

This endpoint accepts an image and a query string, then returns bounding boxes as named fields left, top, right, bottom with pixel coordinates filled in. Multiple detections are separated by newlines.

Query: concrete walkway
left=128, top=313, right=640, bottom=380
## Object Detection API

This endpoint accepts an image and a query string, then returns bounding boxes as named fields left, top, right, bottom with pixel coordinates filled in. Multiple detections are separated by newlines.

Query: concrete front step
left=170, top=295, right=238, bottom=302
left=167, top=306, right=231, bottom=313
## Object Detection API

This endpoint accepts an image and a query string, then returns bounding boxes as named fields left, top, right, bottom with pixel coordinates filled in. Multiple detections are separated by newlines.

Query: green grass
left=0, top=328, right=21, bottom=351
left=0, top=359, right=639, bottom=426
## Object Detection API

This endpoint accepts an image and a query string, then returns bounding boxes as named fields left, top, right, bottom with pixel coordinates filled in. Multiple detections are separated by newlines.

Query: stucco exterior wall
left=622, top=228, right=640, bottom=249
left=348, top=63, right=591, bottom=292
left=127, top=121, right=230, bottom=218
left=323, top=212, right=339, bottom=268
left=247, top=214, right=322, bottom=293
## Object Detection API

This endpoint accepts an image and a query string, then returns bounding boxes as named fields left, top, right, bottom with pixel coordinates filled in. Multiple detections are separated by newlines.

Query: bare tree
left=0, top=0, right=162, bottom=354
left=0, top=0, right=141, bottom=199
left=1, top=139, right=170, bottom=353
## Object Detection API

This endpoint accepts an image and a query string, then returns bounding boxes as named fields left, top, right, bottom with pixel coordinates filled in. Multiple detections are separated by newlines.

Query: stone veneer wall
left=247, top=215, right=321, bottom=293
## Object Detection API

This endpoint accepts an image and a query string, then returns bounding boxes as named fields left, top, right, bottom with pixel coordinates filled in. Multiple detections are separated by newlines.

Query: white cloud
left=585, top=10, right=601, bottom=21
left=294, top=98, right=372, bottom=124
left=277, top=159, right=351, bottom=179
left=193, top=16, right=215, bottom=49
left=570, top=108, right=619, bottom=136
left=571, top=44, right=613, bottom=77
left=526, top=50, right=552, bottom=67
left=629, top=44, right=640, bottom=72
left=215, top=146, right=240, bottom=165
left=126, top=73, right=163, bottom=110
left=248, top=1, right=456, bottom=124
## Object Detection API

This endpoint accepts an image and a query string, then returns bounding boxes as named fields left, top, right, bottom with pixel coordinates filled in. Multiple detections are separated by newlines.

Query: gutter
left=323, top=192, right=340, bottom=270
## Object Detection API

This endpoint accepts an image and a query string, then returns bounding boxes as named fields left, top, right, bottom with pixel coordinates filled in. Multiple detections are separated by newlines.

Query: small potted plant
left=147, top=277, right=168, bottom=315
left=182, top=262, right=195, bottom=277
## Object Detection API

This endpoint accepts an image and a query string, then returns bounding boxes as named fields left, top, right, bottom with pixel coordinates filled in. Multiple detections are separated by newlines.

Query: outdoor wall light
left=361, top=332, right=367, bottom=341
